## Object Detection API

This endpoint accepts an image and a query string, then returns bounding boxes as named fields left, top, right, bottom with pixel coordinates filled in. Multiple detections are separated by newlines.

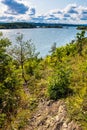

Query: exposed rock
left=25, top=100, right=82, bottom=130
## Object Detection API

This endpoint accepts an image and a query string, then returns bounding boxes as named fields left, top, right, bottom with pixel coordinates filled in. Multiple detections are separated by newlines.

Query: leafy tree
left=0, top=33, right=20, bottom=128
left=8, top=33, right=39, bottom=83
left=76, top=31, right=85, bottom=55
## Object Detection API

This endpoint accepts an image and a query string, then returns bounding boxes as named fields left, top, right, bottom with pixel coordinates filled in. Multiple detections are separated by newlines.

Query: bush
left=48, top=67, right=71, bottom=100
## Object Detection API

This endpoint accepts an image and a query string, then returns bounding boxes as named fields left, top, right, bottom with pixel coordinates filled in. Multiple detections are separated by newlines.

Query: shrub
left=48, top=67, right=71, bottom=100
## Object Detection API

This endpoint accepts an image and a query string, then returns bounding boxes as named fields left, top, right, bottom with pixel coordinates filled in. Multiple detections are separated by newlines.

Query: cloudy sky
left=0, top=0, right=87, bottom=24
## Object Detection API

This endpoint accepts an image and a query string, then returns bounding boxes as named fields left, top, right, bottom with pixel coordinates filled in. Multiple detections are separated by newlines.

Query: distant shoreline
left=0, top=22, right=83, bottom=29
left=0, top=22, right=87, bottom=30
left=0, top=22, right=63, bottom=29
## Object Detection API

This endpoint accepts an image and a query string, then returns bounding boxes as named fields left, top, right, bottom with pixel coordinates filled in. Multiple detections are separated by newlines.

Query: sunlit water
left=0, top=27, right=86, bottom=57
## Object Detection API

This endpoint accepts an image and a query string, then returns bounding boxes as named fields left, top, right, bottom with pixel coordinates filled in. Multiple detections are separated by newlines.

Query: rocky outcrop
left=25, top=100, right=82, bottom=130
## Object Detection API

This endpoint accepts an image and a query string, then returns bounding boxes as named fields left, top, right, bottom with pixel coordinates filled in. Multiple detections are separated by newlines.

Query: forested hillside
left=0, top=22, right=36, bottom=29
left=0, top=31, right=87, bottom=130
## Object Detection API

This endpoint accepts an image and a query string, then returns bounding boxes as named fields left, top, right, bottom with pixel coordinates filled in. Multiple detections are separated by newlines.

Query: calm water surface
left=0, top=27, right=86, bottom=57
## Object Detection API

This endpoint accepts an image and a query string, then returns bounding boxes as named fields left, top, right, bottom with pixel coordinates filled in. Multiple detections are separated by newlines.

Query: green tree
left=9, top=34, right=39, bottom=83
left=76, top=30, right=85, bottom=55
left=0, top=33, right=19, bottom=127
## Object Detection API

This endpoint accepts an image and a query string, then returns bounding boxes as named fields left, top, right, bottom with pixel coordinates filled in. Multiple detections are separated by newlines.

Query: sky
left=0, top=0, right=87, bottom=24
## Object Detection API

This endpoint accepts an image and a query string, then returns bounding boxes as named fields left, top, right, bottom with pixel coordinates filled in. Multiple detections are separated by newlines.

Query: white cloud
left=41, top=4, right=87, bottom=24
left=14, top=0, right=31, bottom=6
left=0, top=2, right=87, bottom=24
left=0, top=0, right=36, bottom=22
left=0, top=2, right=7, bottom=16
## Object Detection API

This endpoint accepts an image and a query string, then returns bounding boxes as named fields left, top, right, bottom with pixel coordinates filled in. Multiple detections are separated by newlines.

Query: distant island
left=0, top=22, right=87, bottom=29
left=0, top=22, right=36, bottom=29
left=77, top=26, right=87, bottom=30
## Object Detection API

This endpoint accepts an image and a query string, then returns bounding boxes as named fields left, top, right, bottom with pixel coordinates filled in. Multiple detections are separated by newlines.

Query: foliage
left=29, top=97, right=38, bottom=110
left=0, top=22, right=37, bottom=29
left=8, top=33, right=39, bottom=83
left=0, top=33, right=20, bottom=128
left=48, top=66, right=71, bottom=100
left=0, top=30, right=87, bottom=129
left=76, top=30, right=85, bottom=55
left=0, top=113, right=6, bottom=127
left=64, top=43, right=77, bottom=56
left=53, top=47, right=65, bottom=61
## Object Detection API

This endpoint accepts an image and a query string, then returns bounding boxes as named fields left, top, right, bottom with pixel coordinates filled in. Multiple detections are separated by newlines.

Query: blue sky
left=0, top=0, right=87, bottom=24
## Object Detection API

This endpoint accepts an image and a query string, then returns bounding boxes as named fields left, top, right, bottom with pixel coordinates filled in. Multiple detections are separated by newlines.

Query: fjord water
left=0, top=27, right=84, bottom=57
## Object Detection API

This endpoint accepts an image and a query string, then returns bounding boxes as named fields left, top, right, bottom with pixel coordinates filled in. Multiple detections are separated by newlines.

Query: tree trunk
left=21, top=62, right=27, bottom=84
